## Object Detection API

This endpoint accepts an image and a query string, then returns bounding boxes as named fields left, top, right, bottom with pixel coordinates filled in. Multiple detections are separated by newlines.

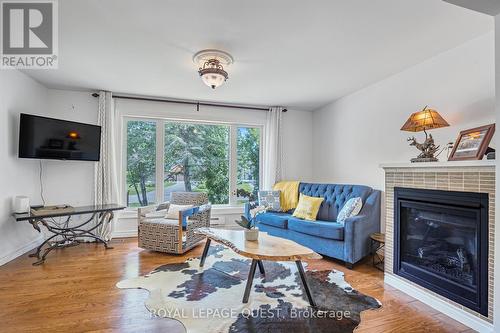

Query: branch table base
left=14, top=204, right=125, bottom=265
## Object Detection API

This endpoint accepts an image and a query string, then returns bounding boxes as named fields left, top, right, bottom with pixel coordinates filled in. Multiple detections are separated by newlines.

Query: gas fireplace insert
left=394, top=187, right=488, bottom=316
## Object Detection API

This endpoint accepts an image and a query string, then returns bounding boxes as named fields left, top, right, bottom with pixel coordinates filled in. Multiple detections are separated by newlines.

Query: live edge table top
left=195, top=227, right=322, bottom=261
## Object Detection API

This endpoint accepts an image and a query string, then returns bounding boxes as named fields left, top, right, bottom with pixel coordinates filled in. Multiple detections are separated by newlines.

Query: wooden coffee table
left=195, top=227, right=322, bottom=307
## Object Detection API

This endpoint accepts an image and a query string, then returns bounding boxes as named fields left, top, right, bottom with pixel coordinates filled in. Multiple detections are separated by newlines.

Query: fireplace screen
left=400, top=205, right=477, bottom=288
left=394, top=187, right=488, bottom=316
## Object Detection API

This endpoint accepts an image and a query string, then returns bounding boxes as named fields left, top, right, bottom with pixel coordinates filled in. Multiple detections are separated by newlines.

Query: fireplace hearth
left=394, top=187, right=488, bottom=316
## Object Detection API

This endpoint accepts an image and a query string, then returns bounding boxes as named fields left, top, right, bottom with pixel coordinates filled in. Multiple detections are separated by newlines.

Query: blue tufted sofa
left=245, top=183, right=381, bottom=268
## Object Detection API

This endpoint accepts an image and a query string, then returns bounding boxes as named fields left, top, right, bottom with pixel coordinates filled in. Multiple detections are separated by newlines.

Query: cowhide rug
left=117, top=245, right=381, bottom=333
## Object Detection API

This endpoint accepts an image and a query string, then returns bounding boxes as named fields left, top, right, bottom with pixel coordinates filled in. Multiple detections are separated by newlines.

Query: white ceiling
left=23, top=0, right=493, bottom=111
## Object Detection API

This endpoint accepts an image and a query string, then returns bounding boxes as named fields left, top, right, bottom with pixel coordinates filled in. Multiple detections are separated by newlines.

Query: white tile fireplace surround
left=381, top=160, right=495, bottom=332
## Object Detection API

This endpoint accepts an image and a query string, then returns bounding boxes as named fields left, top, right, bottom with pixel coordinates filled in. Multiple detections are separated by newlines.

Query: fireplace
left=394, top=187, right=489, bottom=316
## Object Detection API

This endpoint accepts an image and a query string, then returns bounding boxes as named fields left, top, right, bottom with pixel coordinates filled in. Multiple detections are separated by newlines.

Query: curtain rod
left=90, top=93, right=287, bottom=112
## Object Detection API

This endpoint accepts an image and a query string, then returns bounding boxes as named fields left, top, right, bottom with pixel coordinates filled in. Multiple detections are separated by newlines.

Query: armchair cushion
left=141, top=218, right=187, bottom=231
left=288, top=217, right=344, bottom=240
left=165, top=204, right=194, bottom=219
left=145, top=209, right=168, bottom=219
left=255, top=212, right=289, bottom=229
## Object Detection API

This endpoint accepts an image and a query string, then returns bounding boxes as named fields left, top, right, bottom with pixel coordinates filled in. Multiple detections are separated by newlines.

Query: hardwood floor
left=0, top=238, right=475, bottom=333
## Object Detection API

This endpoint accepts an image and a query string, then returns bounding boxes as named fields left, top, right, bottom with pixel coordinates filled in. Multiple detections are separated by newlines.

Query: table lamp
left=401, top=106, right=449, bottom=162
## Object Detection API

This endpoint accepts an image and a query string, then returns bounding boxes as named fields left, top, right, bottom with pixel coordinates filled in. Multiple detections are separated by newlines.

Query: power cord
left=39, top=160, right=46, bottom=206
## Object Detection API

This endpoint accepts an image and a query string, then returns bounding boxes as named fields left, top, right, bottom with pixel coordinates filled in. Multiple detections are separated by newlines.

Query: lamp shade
left=401, top=107, right=449, bottom=132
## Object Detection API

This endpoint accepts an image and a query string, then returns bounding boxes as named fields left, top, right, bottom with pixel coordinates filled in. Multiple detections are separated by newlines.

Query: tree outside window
left=126, top=120, right=156, bottom=207
left=164, top=122, right=229, bottom=205
left=125, top=119, right=260, bottom=207
left=237, top=127, right=260, bottom=203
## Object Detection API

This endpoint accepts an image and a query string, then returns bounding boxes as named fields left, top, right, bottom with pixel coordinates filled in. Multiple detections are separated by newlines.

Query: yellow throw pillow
left=292, top=194, right=324, bottom=221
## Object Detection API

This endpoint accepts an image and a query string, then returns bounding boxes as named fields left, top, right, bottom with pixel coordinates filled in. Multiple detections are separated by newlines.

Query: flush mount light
left=193, top=49, right=233, bottom=89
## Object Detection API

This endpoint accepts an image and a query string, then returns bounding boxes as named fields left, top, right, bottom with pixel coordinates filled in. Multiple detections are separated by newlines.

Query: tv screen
left=19, top=114, right=101, bottom=161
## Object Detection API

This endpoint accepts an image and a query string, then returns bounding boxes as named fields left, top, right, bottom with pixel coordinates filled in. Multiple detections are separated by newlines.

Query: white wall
left=0, top=84, right=99, bottom=265
left=282, top=109, right=313, bottom=181
left=312, top=32, right=496, bottom=191
left=43, top=90, right=98, bottom=207
left=0, top=70, right=49, bottom=264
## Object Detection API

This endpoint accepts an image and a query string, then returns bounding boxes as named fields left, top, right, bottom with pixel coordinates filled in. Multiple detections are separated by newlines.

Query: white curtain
left=263, top=107, right=284, bottom=189
left=94, top=91, right=120, bottom=240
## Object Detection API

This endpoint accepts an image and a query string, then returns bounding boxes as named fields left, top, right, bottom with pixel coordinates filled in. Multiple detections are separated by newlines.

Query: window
left=126, top=120, right=157, bottom=207
left=124, top=118, right=261, bottom=207
left=237, top=127, right=260, bottom=203
left=164, top=122, right=230, bottom=205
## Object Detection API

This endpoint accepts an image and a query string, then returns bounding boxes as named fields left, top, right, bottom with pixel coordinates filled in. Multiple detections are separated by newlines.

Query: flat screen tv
left=19, top=113, right=101, bottom=161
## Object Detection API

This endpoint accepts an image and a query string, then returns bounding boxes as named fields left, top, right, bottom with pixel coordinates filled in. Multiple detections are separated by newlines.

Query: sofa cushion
left=299, top=183, right=372, bottom=221
left=255, top=212, right=290, bottom=229
left=288, top=217, right=344, bottom=240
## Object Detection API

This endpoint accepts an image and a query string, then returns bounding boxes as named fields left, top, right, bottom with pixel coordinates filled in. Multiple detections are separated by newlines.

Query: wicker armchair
left=138, top=192, right=211, bottom=254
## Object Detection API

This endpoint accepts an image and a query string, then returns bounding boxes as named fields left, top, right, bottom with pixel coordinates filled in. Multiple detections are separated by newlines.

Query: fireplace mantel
left=381, top=161, right=495, bottom=332
left=380, top=160, right=495, bottom=169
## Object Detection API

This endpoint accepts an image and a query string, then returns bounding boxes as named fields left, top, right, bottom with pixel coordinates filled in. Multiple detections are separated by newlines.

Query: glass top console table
left=13, top=204, right=125, bottom=265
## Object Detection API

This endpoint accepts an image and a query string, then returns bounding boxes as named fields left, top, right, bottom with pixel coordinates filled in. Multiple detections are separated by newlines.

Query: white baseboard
left=0, top=235, right=44, bottom=266
left=111, top=229, right=137, bottom=238
left=384, top=274, right=493, bottom=333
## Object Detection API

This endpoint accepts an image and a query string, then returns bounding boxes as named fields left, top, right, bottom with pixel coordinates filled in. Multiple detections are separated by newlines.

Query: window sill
left=117, top=204, right=244, bottom=219
left=211, top=205, right=244, bottom=215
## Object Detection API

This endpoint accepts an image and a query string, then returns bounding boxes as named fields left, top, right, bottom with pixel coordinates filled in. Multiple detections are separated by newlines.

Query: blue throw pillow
left=258, top=190, right=281, bottom=212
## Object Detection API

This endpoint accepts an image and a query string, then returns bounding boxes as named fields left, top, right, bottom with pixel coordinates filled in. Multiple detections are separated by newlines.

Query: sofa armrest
left=343, top=190, right=381, bottom=264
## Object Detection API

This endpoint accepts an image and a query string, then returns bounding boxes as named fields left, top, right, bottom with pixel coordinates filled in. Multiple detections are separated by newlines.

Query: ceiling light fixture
left=193, top=49, right=233, bottom=89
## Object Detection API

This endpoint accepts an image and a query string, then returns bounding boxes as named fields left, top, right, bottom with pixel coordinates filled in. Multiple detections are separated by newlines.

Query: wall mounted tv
left=19, top=114, right=101, bottom=161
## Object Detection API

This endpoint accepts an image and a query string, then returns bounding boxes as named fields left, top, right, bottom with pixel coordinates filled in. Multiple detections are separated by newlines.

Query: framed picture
left=448, top=124, right=495, bottom=161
